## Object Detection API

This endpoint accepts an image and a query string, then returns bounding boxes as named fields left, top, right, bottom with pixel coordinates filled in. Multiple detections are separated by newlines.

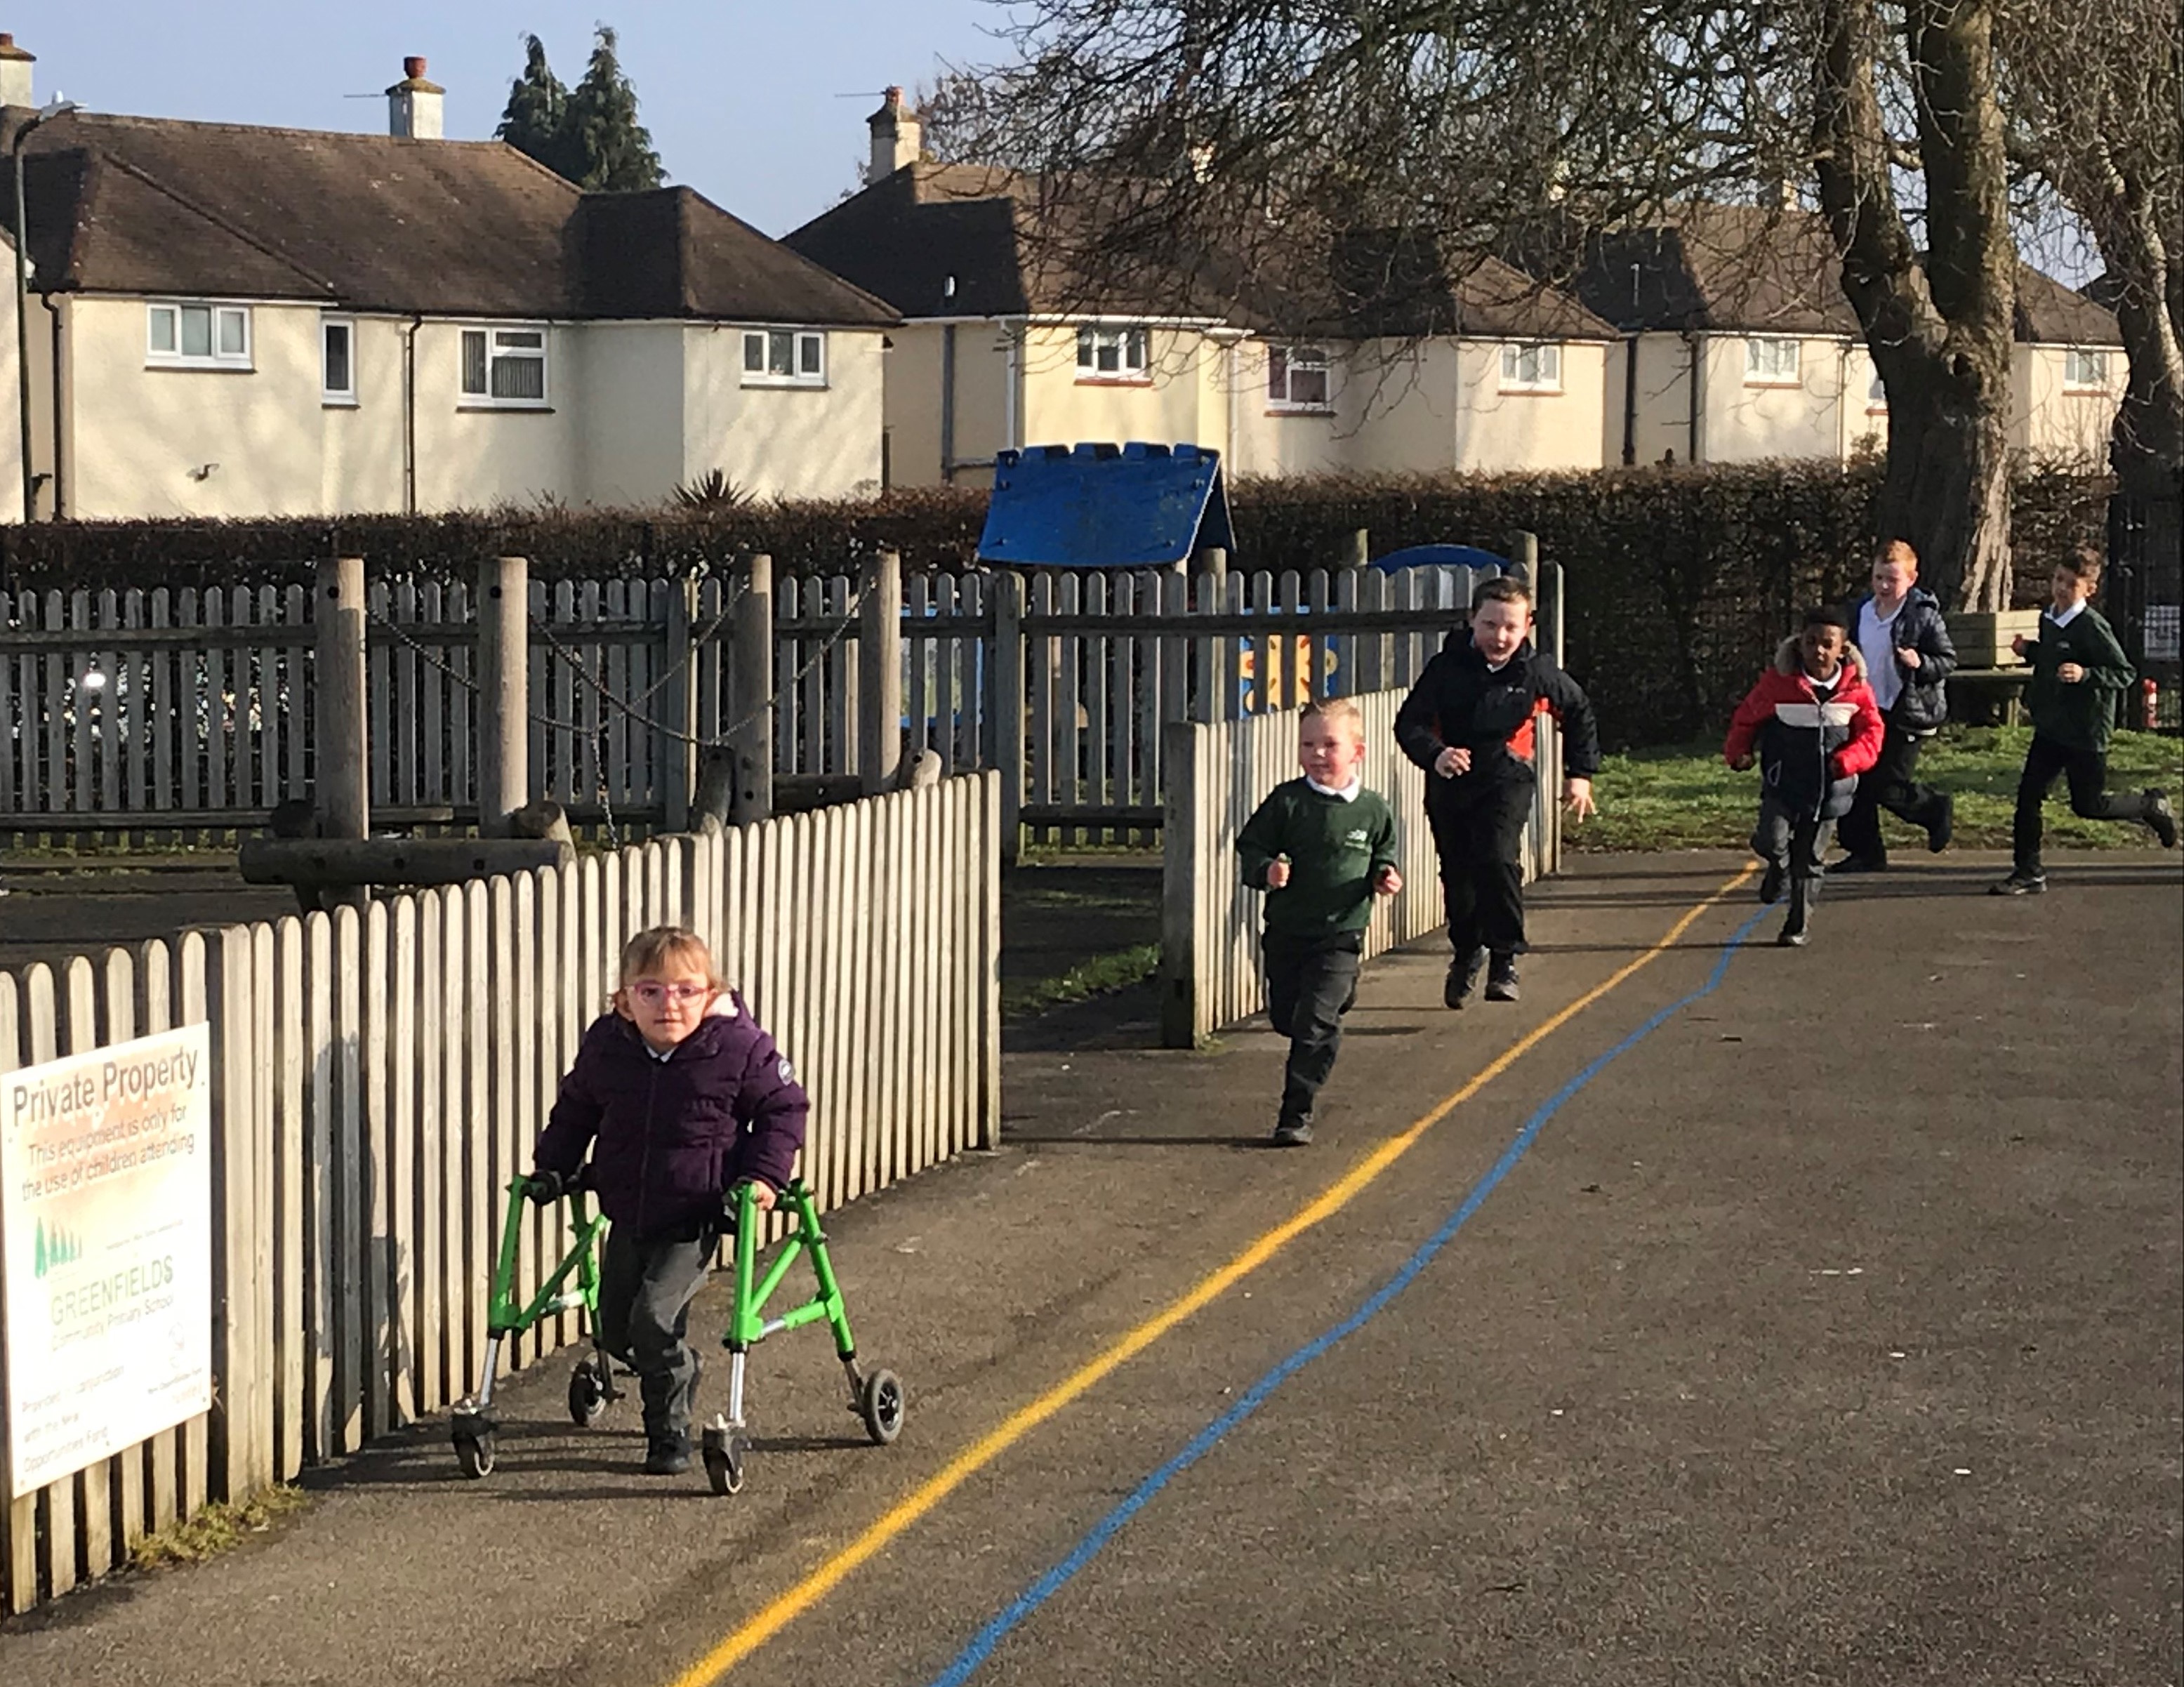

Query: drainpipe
left=1003, top=321, right=1021, bottom=453
left=1683, top=329, right=1702, bottom=463
left=402, top=313, right=421, bottom=513
left=939, top=322, right=957, bottom=484
left=1621, top=333, right=1639, bottom=465
left=40, top=290, right=61, bottom=515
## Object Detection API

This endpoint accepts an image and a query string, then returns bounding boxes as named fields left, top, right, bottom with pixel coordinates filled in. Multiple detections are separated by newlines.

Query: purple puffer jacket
left=532, top=995, right=808, bottom=1241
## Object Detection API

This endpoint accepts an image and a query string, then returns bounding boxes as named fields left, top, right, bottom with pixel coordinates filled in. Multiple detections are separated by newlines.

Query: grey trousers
left=597, top=1222, right=716, bottom=1437
left=1753, top=795, right=1835, bottom=883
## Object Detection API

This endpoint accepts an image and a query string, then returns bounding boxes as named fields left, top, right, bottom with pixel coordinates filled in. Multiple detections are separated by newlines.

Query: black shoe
left=1775, top=922, right=1809, bottom=948
left=643, top=1431, right=692, bottom=1476
left=1926, top=791, right=1954, bottom=853
left=1831, top=853, right=1886, bottom=873
left=1271, top=1116, right=1313, bottom=1147
left=1443, top=948, right=1485, bottom=1010
left=2144, top=790, right=2178, bottom=849
left=1988, top=871, right=2046, bottom=897
left=1484, top=955, right=1520, bottom=1002
left=1758, top=861, right=1785, bottom=905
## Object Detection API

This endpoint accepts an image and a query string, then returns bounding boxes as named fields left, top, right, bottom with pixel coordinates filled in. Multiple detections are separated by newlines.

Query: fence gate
left=2109, top=492, right=2181, bottom=732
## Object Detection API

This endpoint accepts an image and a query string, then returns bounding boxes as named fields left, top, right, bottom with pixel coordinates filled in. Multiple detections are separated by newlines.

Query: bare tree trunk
left=1815, top=0, right=2018, bottom=611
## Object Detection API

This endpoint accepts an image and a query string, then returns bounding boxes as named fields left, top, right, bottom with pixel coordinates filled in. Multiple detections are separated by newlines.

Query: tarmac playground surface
left=1, top=848, right=2178, bottom=1686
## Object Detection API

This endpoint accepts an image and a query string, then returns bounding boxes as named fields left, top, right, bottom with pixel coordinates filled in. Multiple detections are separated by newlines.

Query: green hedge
left=0, top=463, right=2111, bottom=748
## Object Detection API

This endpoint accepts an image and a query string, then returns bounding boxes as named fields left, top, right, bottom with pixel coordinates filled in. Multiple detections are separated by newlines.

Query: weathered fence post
left=476, top=555, right=528, bottom=838
left=315, top=557, right=369, bottom=843
left=1191, top=546, right=1229, bottom=725
left=1344, top=529, right=1370, bottom=569
left=1158, top=717, right=1201, bottom=1049
left=661, top=571, right=698, bottom=832
left=1509, top=529, right=1540, bottom=587
left=991, top=569, right=1025, bottom=865
left=727, top=553, right=774, bottom=827
left=859, top=548, right=904, bottom=795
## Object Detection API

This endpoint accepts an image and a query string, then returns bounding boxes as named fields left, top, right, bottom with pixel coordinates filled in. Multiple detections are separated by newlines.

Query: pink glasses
left=626, top=981, right=710, bottom=1007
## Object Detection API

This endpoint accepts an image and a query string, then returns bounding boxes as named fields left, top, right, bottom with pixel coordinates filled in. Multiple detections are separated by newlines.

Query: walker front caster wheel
left=453, top=1429, right=496, bottom=1480
left=702, top=1424, right=749, bottom=1495
left=859, top=1369, right=905, bottom=1446
left=567, top=1359, right=609, bottom=1427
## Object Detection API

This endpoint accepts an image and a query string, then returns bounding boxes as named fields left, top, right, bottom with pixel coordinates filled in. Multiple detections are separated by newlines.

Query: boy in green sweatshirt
left=1991, top=545, right=2176, bottom=895
left=1237, top=698, right=1403, bottom=1146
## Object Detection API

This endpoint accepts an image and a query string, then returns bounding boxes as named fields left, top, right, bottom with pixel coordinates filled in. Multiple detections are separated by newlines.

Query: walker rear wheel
left=859, top=1369, right=905, bottom=1446
left=567, top=1360, right=609, bottom=1427
left=702, top=1425, right=748, bottom=1496
left=454, top=1429, right=496, bottom=1480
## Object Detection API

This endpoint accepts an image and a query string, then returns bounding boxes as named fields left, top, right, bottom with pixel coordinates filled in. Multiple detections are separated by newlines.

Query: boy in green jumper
left=1237, top=698, right=1403, bottom=1146
left=1991, top=546, right=2176, bottom=894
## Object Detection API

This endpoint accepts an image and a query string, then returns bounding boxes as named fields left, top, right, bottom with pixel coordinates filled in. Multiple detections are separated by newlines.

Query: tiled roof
left=3, top=108, right=897, bottom=326
left=790, top=167, right=1613, bottom=340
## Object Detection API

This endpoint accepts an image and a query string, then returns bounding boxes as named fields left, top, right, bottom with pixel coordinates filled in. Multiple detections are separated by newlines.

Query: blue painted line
left=922, top=905, right=1771, bottom=1687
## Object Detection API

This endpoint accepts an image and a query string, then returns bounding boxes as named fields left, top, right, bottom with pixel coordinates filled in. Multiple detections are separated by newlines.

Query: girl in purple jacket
left=527, top=926, right=808, bottom=1475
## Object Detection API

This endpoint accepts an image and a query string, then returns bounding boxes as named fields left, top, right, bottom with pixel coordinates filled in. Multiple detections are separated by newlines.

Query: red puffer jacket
left=1723, top=639, right=1886, bottom=820
left=533, top=996, right=807, bottom=1241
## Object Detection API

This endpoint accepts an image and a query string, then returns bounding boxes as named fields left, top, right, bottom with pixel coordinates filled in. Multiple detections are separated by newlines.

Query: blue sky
left=20, top=2, right=1015, bottom=237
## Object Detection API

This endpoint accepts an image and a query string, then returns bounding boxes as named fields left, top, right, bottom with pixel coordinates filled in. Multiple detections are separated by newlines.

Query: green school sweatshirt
left=1236, top=778, right=1400, bottom=940
left=2023, top=606, right=2135, bottom=752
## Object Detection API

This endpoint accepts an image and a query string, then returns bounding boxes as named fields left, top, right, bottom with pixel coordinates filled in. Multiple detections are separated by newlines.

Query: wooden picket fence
left=0, top=774, right=1001, bottom=1615
left=1158, top=692, right=1563, bottom=1046
left=0, top=561, right=1528, bottom=845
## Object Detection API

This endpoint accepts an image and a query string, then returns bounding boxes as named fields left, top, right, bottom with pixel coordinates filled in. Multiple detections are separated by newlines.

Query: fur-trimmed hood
left=1772, top=636, right=1867, bottom=681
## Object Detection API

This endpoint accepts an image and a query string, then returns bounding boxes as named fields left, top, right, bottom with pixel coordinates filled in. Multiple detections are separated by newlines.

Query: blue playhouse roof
left=1370, top=543, right=1512, bottom=574
left=977, top=442, right=1234, bottom=569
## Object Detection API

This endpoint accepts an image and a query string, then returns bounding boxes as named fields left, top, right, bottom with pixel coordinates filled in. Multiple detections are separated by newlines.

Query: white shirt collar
left=2046, top=600, right=2086, bottom=628
left=1305, top=776, right=1363, bottom=802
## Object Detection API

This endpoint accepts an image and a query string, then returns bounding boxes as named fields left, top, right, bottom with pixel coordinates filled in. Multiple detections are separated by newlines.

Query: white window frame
left=322, top=317, right=357, bottom=406
left=1267, top=344, right=1332, bottom=411
left=145, top=301, right=253, bottom=371
left=1497, top=342, right=1563, bottom=393
left=1744, top=336, right=1801, bottom=385
left=1076, top=324, right=1151, bottom=383
left=2063, top=347, right=2109, bottom=392
left=741, top=329, right=828, bottom=388
left=460, top=324, right=551, bottom=409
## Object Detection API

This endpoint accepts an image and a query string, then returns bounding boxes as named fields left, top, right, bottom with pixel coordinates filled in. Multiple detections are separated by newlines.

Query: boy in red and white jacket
left=1723, top=607, right=1885, bottom=948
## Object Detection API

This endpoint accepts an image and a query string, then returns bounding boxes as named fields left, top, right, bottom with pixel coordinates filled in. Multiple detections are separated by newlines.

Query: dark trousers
left=1836, top=719, right=1945, bottom=862
left=1753, top=795, right=1834, bottom=883
left=597, top=1222, right=717, bottom=1438
left=1429, top=783, right=1531, bottom=959
left=1264, top=930, right=1363, bottom=1127
left=2012, top=735, right=2155, bottom=874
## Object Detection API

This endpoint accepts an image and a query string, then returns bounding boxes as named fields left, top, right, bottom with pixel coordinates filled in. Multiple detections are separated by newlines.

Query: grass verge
left=1003, top=943, right=1161, bottom=1020
left=1574, top=726, right=2184, bottom=854
left=130, top=1486, right=310, bottom=1570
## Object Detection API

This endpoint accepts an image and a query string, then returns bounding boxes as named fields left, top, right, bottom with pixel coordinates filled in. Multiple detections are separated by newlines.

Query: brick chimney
left=387, top=55, right=444, bottom=140
left=867, top=86, right=920, bottom=182
left=0, top=34, right=35, bottom=110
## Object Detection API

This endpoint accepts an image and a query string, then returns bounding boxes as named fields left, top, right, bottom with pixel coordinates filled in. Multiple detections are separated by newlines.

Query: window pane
left=1291, top=366, right=1329, bottom=406
left=217, top=310, right=247, bottom=356
left=180, top=305, right=213, bottom=358
left=1539, top=345, right=1560, bottom=382
left=461, top=329, right=489, bottom=394
left=496, top=330, right=544, bottom=350
left=744, top=333, right=765, bottom=373
left=324, top=323, right=352, bottom=394
left=149, top=307, right=177, bottom=354
left=1097, top=338, right=1120, bottom=373
left=1076, top=326, right=1095, bottom=369
left=769, top=331, right=794, bottom=376
left=1268, top=347, right=1289, bottom=399
left=799, top=334, right=823, bottom=376
left=1125, top=329, right=1147, bottom=370
left=491, top=352, right=545, bottom=400
left=1500, top=344, right=1519, bottom=380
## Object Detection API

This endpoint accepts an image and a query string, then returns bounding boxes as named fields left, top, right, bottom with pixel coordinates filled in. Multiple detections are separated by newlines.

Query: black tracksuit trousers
left=1428, top=780, right=1532, bottom=959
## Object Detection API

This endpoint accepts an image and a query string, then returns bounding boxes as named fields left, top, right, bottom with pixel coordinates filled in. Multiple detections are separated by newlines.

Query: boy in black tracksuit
left=1395, top=576, right=1600, bottom=1008
left=1991, top=545, right=2177, bottom=894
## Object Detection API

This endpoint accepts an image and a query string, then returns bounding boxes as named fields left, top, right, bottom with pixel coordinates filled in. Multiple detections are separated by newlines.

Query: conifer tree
left=561, top=25, right=664, bottom=192
left=494, top=34, right=576, bottom=179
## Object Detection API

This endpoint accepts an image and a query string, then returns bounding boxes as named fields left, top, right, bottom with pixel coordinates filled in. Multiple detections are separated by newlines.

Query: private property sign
left=1, top=1026, right=212, bottom=1497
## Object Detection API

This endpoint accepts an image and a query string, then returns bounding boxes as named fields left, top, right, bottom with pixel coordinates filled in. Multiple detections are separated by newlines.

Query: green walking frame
left=449, top=1175, right=904, bottom=1493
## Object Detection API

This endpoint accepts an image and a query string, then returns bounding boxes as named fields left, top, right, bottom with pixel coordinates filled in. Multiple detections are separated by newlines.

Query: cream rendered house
left=4, top=48, right=896, bottom=520
left=1570, top=205, right=2125, bottom=468
left=787, top=93, right=1614, bottom=485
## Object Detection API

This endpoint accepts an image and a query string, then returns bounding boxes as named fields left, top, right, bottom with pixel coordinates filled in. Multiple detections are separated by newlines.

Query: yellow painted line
left=668, top=866, right=1755, bottom=1687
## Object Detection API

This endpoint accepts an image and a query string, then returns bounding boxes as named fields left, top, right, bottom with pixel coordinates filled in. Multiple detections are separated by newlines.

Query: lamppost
left=13, top=97, right=77, bottom=524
